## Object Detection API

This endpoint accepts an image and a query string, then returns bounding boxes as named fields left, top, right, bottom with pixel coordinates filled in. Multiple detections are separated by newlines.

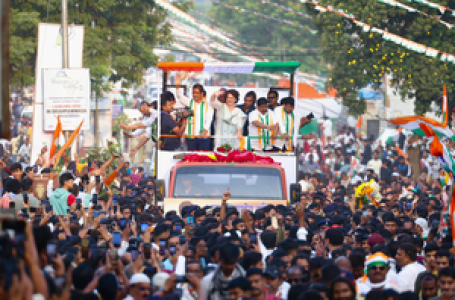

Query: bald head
left=334, top=256, right=352, bottom=273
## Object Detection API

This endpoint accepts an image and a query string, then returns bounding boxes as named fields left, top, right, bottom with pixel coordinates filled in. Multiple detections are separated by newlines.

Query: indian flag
left=419, top=123, right=455, bottom=176
left=385, top=128, right=402, bottom=146
left=50, top=116, right=65, bottom=159
left=443, top=84, right=448, bottom=127
left=389, top=115, right=454, bottom=139
left=420, top=123, right=455, bottom=245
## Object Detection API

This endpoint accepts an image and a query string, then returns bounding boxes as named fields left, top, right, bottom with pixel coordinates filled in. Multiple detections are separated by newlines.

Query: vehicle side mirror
left=155, top=179, right=166, bottom=202
left=290, top=183, right=301, bottom=204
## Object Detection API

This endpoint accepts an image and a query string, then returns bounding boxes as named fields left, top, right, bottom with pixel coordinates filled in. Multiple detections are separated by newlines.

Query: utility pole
left=62, top=0, right=70, bottom=141
left=62, top=0, right=68, bottom=68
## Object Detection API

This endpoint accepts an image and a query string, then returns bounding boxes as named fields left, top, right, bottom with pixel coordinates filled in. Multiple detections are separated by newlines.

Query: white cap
left=152, top=272, right=170, bottom=289
left=130, top=273, right=151, bottom=286
left=415, top=217, right=429, bottom=238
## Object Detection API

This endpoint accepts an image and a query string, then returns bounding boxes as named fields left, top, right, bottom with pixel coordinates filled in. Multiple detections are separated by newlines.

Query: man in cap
left=356, top=252, right=400, bottom=295
left=246, top=268, right=282, bottom=300
left=264, top=265, right=290, bottom=299
left=126, top=273, right=152, bottom=300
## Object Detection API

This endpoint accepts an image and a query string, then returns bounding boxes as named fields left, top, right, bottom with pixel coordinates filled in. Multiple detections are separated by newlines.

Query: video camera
left=174, top=106, right=194, bottom=122
left=306, top=112, right=315, bottom=120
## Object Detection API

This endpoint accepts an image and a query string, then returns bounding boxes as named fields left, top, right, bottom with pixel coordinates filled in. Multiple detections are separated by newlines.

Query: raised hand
left=222, top=187, right=231, bottom=202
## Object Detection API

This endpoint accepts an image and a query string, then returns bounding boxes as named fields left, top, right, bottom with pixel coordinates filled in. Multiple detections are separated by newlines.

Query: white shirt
left=397, top=262, right=426, bottom=292
left=356, top=277, right=401, bottom=296
left=132, top=108, right=158, bottom=139
left=277, top=281, right=291, bottom=299
left=177, top=90, right=214, bottom=136
left=322, top=119, right=332, bottom=137
left=274, top=106, right=299, bottom=149
left=367, top=159, right=382, bottom=175
left=248, top=109, right=276, bottom=150
left=305, top=151, right=319, bottom=163
left=18, top=143, right=31, bottom=157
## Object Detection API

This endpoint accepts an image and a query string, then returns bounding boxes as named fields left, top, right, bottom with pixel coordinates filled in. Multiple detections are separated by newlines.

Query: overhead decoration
left=301, top=0, right=455, bottom=64
left=210, top=0, right=317, bottom=34
left=376, top=0, right=454, bottom=29
left=155, top=0, right=267, bottom=60
left=403, top=0, right=455, bottom=15
left=258, top=0, right=313, bottom=19
left=157, top=61, right=301, bottom=74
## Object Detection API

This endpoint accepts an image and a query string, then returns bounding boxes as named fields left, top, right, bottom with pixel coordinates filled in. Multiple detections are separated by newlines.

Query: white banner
left=43, top=68, right=90, bottom=131
left=30, top=23, right=84, bottom=165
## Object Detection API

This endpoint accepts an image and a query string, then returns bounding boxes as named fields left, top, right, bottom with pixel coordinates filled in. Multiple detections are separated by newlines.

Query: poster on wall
left=43, top=68, right=90, bottom=131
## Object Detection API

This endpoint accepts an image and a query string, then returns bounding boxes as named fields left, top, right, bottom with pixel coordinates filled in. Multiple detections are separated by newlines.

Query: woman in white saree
left=210, top=89, right=246, bottom=150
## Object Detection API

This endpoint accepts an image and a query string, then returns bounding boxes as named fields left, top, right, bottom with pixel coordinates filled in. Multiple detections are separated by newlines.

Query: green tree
left=305, top=0, right=455, bottom=116
left=9, top=0, right=192, bottom=92
left=207, top=0, right=324, bottom=74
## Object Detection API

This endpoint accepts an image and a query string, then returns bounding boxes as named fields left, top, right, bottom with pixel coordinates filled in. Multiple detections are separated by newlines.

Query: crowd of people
left=2, top=79, right=455, bottom=300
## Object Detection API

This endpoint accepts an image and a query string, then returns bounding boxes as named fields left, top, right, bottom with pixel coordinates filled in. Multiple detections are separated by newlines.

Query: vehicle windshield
left=173, top=165, right=284, bottom=200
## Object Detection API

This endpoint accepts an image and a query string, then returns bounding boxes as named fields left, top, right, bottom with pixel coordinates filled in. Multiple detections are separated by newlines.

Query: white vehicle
left=154, top=61, right=303, bottom=213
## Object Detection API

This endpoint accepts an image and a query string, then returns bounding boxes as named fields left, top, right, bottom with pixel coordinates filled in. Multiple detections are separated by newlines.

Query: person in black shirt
left=160, top=95, right=186, bottom=151
left=267, top=90, right=279, bottom=111
left=236, top=91, right=256, bottom=136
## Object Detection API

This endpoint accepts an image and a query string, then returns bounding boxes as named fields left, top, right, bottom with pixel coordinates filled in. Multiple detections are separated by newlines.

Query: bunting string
left=376, top=0, right=454, bottom=29
left=258, top=0, right=313, bottom=19
left=302, top=0, right=455, bottom=64
left=155, top=0, right=268, bottom=60
left=210, top=0, right=317, bottom=34
left=403, top=0, right=455, bottom=15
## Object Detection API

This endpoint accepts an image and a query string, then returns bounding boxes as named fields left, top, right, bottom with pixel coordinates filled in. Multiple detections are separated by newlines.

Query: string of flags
left=154, top=0, right=268, bottom=60
left=258, top=0, right=313, bottom=19
left=402, top=0, right=455, bottom=16
left=376, top=0, right=454, bottom=29
left=210, top=0, right=317, bottom=34
left=301, top=0, right=455, bottom=64
left=190, top=10, right=235, bottom=38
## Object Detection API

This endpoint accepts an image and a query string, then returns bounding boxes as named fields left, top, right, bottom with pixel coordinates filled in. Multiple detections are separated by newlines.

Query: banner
left=43, top=69, right=90, bottom=131
left=30, top=23, right=85, bottom=165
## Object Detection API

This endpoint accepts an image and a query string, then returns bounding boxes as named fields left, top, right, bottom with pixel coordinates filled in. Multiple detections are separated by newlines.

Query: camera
left=306, top=112, right=315, bottom=120
left=174, top=106, right=194, bottom=122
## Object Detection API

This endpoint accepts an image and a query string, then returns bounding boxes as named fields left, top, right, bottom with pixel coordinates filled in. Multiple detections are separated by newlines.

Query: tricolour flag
left=355, top=115, right=362, bottom=128
left=420, top=123, right=455, bottom=245
left=44, top=120, right=84, bottom=169
left=50, top=116, right=65, bottom=159
left=389, top=115, right=454, bottom=139
left=443, top=84, right=448, bottom=127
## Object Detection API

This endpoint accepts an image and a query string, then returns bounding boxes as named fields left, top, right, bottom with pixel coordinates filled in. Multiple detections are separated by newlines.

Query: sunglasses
left=370, top=266, right=386, bottom=272
left=267, top=97, right=276, bottom=100
left=288, top=278, right=302, bottom=284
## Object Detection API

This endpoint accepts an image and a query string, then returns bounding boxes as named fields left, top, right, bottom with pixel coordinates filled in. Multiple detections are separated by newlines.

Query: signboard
left=112, top=104, right=124, bottom=118
left=163, top=198, right=288, bottom=215
left=30, top=23, right=85, bottom=165
left=43, top=68, right=90, bottom=131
